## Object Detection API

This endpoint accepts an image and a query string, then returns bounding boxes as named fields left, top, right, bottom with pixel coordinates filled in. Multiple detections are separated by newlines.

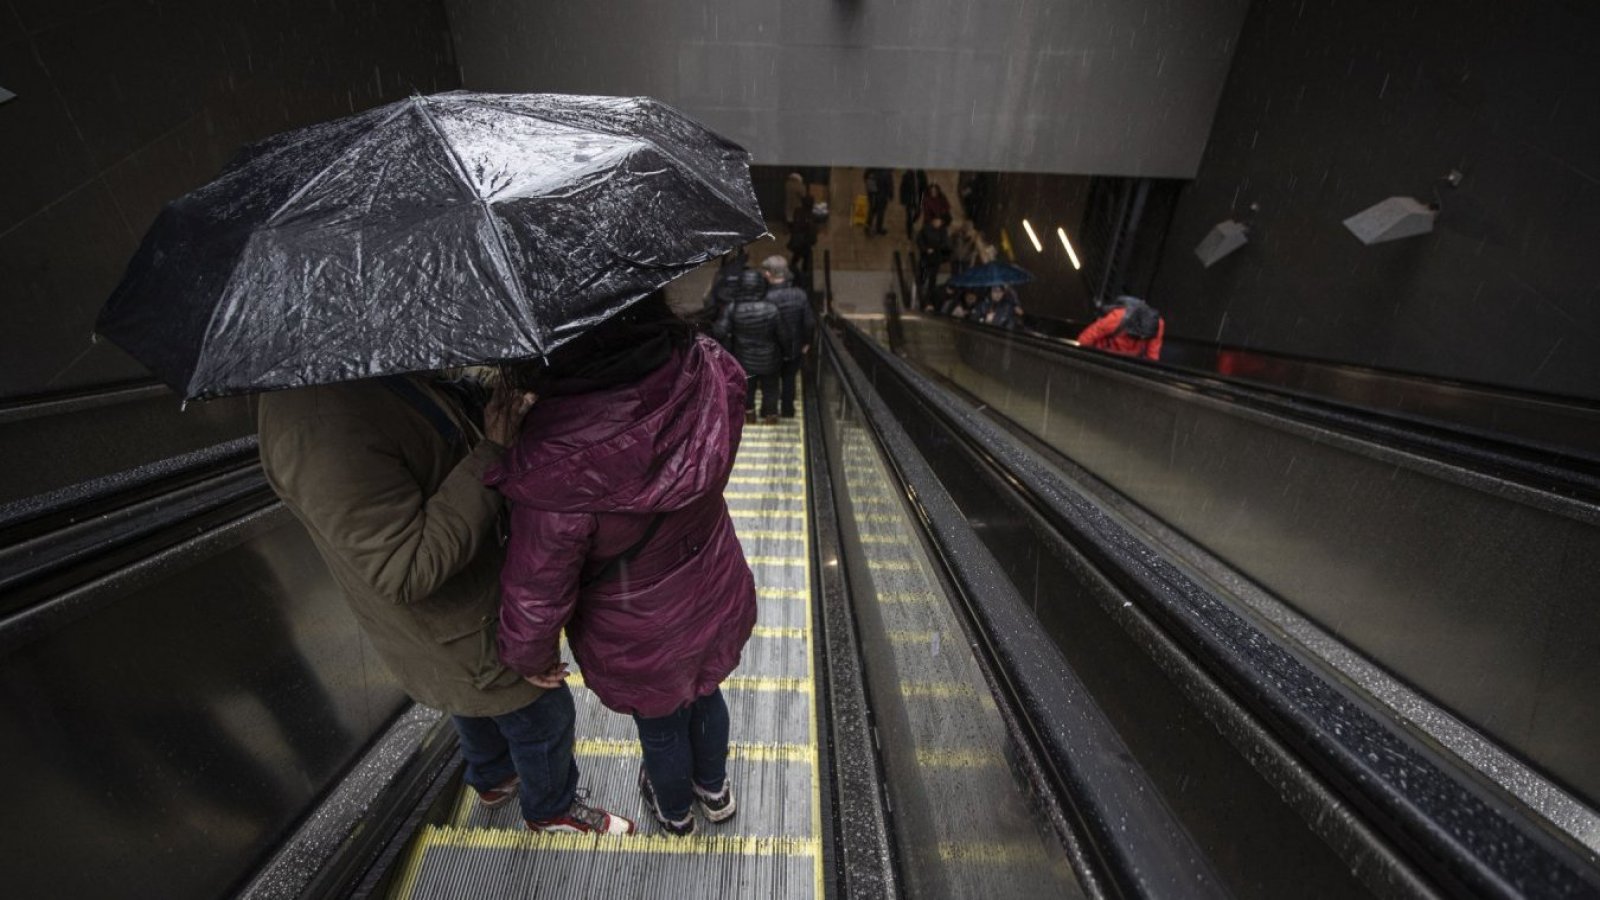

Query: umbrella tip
left=89, top=331, right=100, bottom=345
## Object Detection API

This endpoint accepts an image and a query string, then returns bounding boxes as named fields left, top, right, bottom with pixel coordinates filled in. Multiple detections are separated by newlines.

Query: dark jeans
left=452, top=684, right=579, bottom=821
left=867, top=193, right=889, bottom=233
left=789, top=244, right=813, bottom=281
left=780, top=357, right=801, bottom=416
left=746, top=371, right=779, bottom=417
left=902, top=203, right=920, bottom=239
left=632, top=689, right=731, bottom=819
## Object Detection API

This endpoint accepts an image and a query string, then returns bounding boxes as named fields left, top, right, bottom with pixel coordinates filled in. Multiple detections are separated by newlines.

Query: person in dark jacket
left=863, top=168, right=891, bottom=235
left=1077, top=295, right=1164, bottom=360
left=899, top=169, right=928, bottom=239
left=491, top=295, right=757, bottom=837
left=714, top=268, right=794, bottom=422
left=915, top=215, right=952, bottom=307
left=760, top=255, right=816, bottom=418
left=921, top=183, right=952, bottom=227
left=259, top=373, right=634, bottom=835
left=786, top=201, right=817, bottom=286
left=981, top=284, right=1024, bottom=330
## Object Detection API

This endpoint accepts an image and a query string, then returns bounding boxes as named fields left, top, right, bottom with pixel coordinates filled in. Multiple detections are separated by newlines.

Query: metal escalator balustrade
left=390, top=410, right=825, bottom=899
left=835, top=315, right=1600, bottom=897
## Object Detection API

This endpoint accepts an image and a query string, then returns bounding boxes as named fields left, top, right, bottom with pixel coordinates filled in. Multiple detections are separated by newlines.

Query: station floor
left=391, top=411, right=821, bottom=899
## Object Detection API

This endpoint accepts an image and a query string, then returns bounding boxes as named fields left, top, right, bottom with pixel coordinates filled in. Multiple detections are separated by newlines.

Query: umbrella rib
left=264, top=102, right=414, bottom=225
left=465, top=95, right=759, bottom=233
left=411, top=96, right=545, bottom=357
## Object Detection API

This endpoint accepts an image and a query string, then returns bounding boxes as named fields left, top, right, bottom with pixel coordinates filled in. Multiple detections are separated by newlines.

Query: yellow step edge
left=570, top=737, right=813, bottom=764
left=726, top=476, right=806, bottom=486
left=746, top=555, right=806, bottom=567
left=416, top=825, right=819, bottom=858
left=732, top=510, right=806, bottom=519
left=750, top=624, right=807, bottom=639
left=568, top=673, right=811, bottom=694
left=757, top=586, right=807, bottom=599
left=723, top=492, right=804, bottom=501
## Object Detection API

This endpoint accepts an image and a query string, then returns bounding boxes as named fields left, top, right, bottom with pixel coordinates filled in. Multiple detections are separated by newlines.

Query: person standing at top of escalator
left=920, top=182, right=952, bottom=229
left=1077, top=295, right=1165, bottom=360
left=714, top=267, right=795, bottom=423
left=916, top=215, right=952, bottom=307
left=257, top=374, right=635, bottom=836
left=863, top=168, right=892, bottom=235
left=899, top=169, right=928, bottom=239
left=760, top=255, right=816, bottom=418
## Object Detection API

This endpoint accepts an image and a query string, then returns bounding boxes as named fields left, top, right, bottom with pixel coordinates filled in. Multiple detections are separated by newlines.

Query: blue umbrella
left=947, top=261, right=1034, bottom=288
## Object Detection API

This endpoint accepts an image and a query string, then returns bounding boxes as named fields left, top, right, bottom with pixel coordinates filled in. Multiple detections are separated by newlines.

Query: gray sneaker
left=693, top=778, right=737, bottom=824
left=638, top=765, right=697, bottom=836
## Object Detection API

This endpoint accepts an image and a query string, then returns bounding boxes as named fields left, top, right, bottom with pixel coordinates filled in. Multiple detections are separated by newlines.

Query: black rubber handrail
left=840, top=317, right=1600, bottom=899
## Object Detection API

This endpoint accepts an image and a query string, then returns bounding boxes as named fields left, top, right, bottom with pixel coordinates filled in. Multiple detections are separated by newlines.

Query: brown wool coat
left=257, top=376, right=541, bottom=717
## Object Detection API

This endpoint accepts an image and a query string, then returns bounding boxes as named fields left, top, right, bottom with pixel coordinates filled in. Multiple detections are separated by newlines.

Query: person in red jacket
left=1077, top=295, right=1165, bottom=361
left=488, top=293, right=757, bottom=838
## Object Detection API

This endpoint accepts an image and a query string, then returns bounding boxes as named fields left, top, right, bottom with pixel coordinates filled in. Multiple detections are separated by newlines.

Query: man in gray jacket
left=257, top=374, right=633, bottom=834
left=760, top=256, right=816, bottom=418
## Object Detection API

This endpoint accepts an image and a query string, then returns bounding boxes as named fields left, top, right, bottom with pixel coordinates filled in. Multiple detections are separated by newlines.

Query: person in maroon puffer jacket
left=487, top=293, right=757, bottom=837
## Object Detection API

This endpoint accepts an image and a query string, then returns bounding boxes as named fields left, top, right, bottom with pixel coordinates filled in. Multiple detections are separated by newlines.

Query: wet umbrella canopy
left=96, top=91, right=766, bottom=400
left=947, top=261, right=1034, bottom=288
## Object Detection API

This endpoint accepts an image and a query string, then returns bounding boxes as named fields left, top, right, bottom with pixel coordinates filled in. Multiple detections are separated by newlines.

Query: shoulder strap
left=581, top=513, right=666, bottom=587
left=381, top=376, right=464, bottom=450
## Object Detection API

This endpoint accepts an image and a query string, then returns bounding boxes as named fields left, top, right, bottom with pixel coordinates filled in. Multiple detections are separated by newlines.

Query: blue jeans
left=452, top=685, right=579, bottom=821
left=632, top=689, right=730, bottom=819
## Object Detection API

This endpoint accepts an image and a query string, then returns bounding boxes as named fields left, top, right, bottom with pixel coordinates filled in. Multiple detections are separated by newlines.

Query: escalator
left=5, top=285, right=1600, bottom=898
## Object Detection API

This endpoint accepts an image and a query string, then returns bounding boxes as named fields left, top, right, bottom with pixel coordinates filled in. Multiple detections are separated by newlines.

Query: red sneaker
left=527, top=799, right=636, bottom=835
left=475, top=774, right=520, bottom=809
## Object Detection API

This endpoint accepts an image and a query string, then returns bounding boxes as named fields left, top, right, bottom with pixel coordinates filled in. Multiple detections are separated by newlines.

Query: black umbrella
left=947, top=261, right=1034, bottom=288
left=96, top=91, right=765, bottom=400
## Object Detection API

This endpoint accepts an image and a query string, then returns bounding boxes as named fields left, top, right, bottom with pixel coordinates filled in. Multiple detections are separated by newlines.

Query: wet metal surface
left=818, top=353, right=1082, bottom=900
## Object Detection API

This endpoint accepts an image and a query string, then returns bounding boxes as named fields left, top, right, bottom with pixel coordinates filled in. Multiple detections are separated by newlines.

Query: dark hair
left=501, top=291, right=693, bottom=396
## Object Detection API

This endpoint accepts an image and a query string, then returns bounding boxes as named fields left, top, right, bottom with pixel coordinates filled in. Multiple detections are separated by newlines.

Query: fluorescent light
left=1022, top=219, right=1043, bottom=253
left=1057, top=228, right=1081, bottom=270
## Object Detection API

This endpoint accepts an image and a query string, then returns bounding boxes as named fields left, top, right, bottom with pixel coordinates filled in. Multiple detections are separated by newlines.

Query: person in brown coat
left=257, top=374, right=633, bottom=834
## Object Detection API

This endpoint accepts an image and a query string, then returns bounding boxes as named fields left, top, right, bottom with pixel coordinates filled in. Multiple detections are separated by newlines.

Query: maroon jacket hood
left=485, top=335, right=744, bottom=513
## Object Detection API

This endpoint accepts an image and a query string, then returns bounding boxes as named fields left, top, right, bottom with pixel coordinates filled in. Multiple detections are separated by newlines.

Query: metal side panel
left=392, top=411, right=825, bottom=900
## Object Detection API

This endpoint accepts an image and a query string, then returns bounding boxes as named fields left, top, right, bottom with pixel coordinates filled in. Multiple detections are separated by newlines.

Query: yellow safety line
left=731, top=509, right=806, bottom=519
left=916, top=747, right=1003, bottom=768
left=567, top=672, right=811, bottom=693
left=727, top=476, right=806, bottom=485
left=799, top=389, right=824, bottom=900
left=724, top=491, right=805, bottom=501
left=418, top=825, right=820, bottom=858
left=571, top=737, right=812, bottom=764
left=392, top=828, right=434, bottom=898
left=758, top=586, right=807, bottom=600
left=746, top=555, right=806, bottom=567
left=750, top=624, right=807, bottom=639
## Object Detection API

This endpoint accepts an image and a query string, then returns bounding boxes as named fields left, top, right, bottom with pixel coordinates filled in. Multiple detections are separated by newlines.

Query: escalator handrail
left=840, top=316, right=1600, bottom=899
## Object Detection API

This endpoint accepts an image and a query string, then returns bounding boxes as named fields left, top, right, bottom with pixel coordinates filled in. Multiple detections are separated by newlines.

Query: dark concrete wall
left=983, top=173, right=1097, bottom=320
left=445, top=0, right=1249, bottom=178
left=0, top=0, right=458, bottom=502
left=0, top=0, right=459, bottom=402
left=1149, top=0, right=1600, bottom=401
